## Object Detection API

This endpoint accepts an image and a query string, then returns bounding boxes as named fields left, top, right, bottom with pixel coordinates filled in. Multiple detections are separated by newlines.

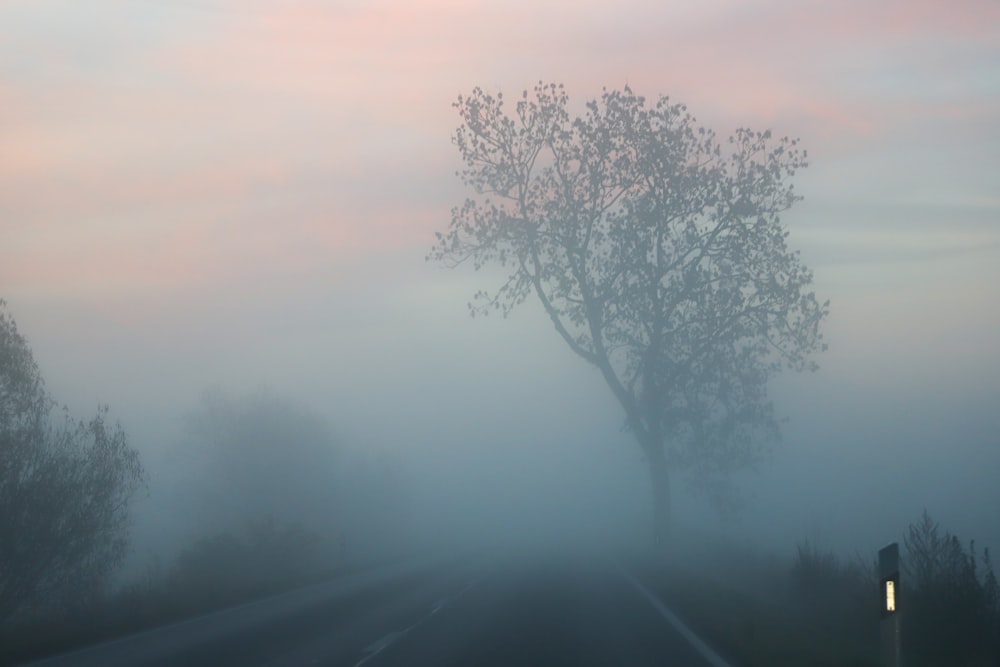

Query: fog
left=13, top=229, right=999, bottom=572
left=3, top=0, right=999, bottom=603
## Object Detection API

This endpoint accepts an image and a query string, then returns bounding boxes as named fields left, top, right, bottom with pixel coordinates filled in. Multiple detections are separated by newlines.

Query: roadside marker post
left=879, top=543, right=901, bottom=667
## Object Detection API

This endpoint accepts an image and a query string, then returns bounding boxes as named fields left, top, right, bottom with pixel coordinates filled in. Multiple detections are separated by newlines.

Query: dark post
left=879, top=542, right=901, bottom=667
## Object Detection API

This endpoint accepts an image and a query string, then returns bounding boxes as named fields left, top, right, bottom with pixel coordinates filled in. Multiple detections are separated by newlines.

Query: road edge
left=618, top=566, right=734, bottom=667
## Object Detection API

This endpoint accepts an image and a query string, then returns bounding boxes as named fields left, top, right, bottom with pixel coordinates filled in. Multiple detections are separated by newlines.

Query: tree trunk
left=645, top=442, right=671, bottom=550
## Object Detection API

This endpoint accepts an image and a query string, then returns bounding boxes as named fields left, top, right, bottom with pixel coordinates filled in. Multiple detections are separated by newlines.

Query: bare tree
left=0, top=300, right=144, bottom=623
left=430, top=83, right=827, bottom=547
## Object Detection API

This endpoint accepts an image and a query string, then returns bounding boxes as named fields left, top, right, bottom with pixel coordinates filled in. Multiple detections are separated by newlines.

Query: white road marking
left=618, top=567, right=733, bottom=667
left=351, top=577, right=480, bottom=667
left=354, top=629, right=414, bottom=667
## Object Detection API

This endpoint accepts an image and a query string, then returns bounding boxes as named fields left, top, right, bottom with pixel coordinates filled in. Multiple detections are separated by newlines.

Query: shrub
left=790, top=539, right=878, bottom=656
left=167, top=517, right=326, bottom=611
left=902, top=510, right=1000, bottom=666
left=0, top=300, right=145, bottom=625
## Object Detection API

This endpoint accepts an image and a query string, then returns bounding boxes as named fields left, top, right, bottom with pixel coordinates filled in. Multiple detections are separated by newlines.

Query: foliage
left=902, top=510, right=1000, bottom=665
left=651, top=516, right=1000, bottom=667
left=179, top=390, right=341, bottom=536
left=789, top=540, right=878, bottom=652
left=0, top=300, right=145, bottom=624
left=792, top=540, right=869, bottom=599
left=648, top=535, right=879, bottom=667
left=177, top=390, right=412, bottom=558
left=431, top=83, right=827, bottom=536
left=0, top=518, right=332, bottom=664
left=167, top=517, right=325, bottom=608
left=780, top=514, right=1000, bottom=667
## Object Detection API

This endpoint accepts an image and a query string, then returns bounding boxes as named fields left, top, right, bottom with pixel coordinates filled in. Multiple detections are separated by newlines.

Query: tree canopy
left=0, top=300, right=144, bottom=622
left=179, top=390, right=341, bottom=536
left=431, top=83, right=827, bottom=543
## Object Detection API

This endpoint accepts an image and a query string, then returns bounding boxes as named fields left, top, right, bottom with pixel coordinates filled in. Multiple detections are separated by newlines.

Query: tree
left=0, top=299, right=144, bottom=623
left=902, top=510, right=1000, bottom=664
left=178, top=390, right=342, bottom=537
left=175, top=390, right=412, bottom=558
left=430, top=83, right=827, bottom=547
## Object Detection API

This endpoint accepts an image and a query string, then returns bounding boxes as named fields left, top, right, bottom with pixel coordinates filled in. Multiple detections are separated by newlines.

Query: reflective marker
left=879, top=542, right=901, bottom=667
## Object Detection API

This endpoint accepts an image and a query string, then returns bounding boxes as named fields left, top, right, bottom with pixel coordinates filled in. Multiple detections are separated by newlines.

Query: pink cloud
left=3, top=0, right=997, bottom=303
left=159, top=0, right=986, bottom=143
left=787, top=0, right=1000, bottom=41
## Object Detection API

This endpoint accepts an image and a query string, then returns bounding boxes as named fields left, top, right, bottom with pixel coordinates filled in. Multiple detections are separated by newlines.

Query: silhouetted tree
left=431, top=83, right=827, bottom=547
left=0, top=300, right=144, bottom=623
left=903, top=510, right=1000, bottom=665
left=177, top=390, right=412, bottom=558
left=180, top=390, right=342, bottom=535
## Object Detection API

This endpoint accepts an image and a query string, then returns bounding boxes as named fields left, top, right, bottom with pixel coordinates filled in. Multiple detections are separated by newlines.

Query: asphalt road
left=24, top=557, right=731, bottom=667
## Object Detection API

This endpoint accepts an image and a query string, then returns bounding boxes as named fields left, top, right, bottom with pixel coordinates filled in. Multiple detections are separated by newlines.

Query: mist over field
left=13, top=224, right=1000, bottom=568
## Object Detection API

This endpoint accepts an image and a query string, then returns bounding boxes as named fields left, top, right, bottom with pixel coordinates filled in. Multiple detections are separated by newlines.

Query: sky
left=2, top=0, right=999, bottom=558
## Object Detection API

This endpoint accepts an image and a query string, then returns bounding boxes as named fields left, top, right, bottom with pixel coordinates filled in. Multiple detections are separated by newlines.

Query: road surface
left=24, top=557, right=731, bottom=667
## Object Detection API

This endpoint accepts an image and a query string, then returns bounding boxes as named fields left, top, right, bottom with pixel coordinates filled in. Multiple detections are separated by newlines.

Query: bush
left=789, top=540, right=879, bottom=659
left=902, top=510, right=1000, bottom=666
left=0, top=300, right=145, bottom=625
left=167, top=517, right=326, bottom=611
left=0, top=518, right=333, bottom=664
left=792, top=540, right=852, bottom=596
